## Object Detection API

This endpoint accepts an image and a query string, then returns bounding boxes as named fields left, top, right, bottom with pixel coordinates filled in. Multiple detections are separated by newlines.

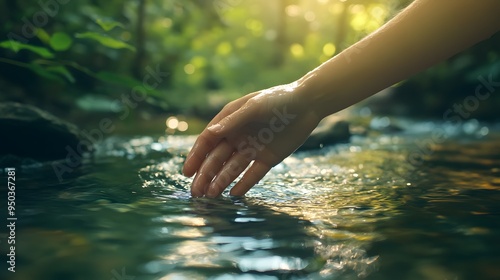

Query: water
left=1, top=122, right=499, bottom=280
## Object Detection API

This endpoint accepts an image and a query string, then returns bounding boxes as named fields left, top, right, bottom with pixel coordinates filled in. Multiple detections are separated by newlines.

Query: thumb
left=207, top=104, right=255, bottom=136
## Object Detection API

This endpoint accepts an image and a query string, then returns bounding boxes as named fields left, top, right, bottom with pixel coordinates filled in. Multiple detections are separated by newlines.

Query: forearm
left=296, top=0, right=500, bottom=119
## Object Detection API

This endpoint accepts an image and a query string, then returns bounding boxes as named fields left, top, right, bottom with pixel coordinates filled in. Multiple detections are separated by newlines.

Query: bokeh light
left=166, top=116, right=179, bottom=129
left=166, top=116, right=189, bottom=134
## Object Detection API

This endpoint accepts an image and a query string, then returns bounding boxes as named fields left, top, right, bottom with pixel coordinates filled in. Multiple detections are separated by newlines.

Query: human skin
left=183, top=0, right=500, bottom=198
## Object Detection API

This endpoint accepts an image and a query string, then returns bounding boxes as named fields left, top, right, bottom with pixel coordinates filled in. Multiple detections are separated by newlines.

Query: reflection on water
left=1, top=122, right=499, bottom=280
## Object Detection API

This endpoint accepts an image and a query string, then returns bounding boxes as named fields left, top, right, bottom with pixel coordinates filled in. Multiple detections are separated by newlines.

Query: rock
left=297, top=117, right=351, bottom=151
left=0, top=102, right=92, bottom=165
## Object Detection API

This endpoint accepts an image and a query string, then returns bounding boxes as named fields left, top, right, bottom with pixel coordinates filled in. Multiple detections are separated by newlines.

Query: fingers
left=183, top=95, right=258, bottom=177
left=230, top=161, right=271, bottom=196
left=206, top=152, right=252, bottom=198
left=208, top=99, right=259, bottom=135
left=190, top=141, right=234, bottom=197
left=207, top=92, right=259, bottom=128
left=184, top=92, right=263, bottom=195
left=182, top=131, right=221, bottom=177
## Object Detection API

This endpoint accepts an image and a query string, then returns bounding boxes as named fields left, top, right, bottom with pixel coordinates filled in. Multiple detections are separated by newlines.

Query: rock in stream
left=0, top=102, right=92, bottom=166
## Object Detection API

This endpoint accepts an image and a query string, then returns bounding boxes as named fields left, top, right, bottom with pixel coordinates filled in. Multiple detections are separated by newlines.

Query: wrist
left=293, top=49, right=371, bottom=120
left=293, top=71, right=338, bottom=121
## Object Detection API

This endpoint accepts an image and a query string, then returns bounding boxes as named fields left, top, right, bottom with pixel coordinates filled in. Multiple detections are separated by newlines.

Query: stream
left=1, top=120, right=499, bottom=280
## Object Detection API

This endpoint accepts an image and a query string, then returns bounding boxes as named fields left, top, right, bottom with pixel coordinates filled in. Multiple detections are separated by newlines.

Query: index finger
left=183, top=92, right=259, bottom=177
left=182, top=130, right=221, bottom=177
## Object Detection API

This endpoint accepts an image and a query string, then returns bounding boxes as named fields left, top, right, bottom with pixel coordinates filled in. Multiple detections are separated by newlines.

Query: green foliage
left=94, top=17, right=126, bottom=32
left=36, top=28, right=52, bottom=45
left=75, top=32, right=135, bottom=51
left=45, top=65, right=75, bottom=83
left=95, top=71, right=162, bottom=97
left=0, top=0, right=498, bottom=120
left=49, top=32, right=73, bottom=51
left=0, top=41, right=54, bottom=58
left=27, top=63, right=65, bottom=82
left=0, top=1, right=146, bottom=102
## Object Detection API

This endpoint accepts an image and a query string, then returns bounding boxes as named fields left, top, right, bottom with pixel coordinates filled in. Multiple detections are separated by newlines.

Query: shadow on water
left=1, top=125, right=499, bottom=280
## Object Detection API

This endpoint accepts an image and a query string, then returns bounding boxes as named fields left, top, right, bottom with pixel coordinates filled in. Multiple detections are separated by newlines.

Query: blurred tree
left=132, top=0, right=147, bottom=79
left=271, top=0, right=291, bottom=67
left=0, top=0, right=497, bottom=122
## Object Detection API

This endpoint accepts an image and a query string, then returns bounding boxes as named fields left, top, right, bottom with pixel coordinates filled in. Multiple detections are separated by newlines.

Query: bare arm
left=184, top=0, right=500, bottom=198
left=299, top=0, right=500, bottom=118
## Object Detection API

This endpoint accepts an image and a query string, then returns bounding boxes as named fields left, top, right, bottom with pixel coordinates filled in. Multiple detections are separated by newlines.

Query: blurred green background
left=1, top=0, right=498, bottom=134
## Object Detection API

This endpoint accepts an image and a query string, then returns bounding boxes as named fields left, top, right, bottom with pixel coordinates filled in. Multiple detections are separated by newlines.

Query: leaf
left=27, top=63, right=64, bottom=82
left=36, top=28, right=51, bottom=45
left=46, top=65, right=75, bottom=83
left=95, top=71, right=162, bottom=97
left=75, top=32, right=135, bottom=51
left=95, top=18, right=125, bottom=31
left=49, top=32, right=73, bottom=51
left=0, top=40, right=54, bottom=58
left=95, top=71, right=140, bottom=88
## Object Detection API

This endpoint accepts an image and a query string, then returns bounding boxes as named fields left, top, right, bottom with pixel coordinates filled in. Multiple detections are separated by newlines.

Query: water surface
left=1, top=121, right=499, bottom=280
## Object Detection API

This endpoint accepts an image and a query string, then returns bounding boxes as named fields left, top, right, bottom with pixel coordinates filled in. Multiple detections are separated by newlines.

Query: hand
left=182, top=83, right=321, bottom=197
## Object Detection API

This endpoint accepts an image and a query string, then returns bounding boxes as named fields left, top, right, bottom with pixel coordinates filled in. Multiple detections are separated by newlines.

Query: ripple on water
left=10, top=127, right=499, bottom=280
left=132, top=135, right=418, bottom=278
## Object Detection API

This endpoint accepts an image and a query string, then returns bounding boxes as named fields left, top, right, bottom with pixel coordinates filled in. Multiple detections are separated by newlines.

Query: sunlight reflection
left=211, top=236, right=275, bottom=252
left=160, top=240, right=219, bottom=267
left=238, top=255, right=308, bottom=272
left=137, top=130, right=496, bottom=278
left=162, top=216, right=206, bottom=227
